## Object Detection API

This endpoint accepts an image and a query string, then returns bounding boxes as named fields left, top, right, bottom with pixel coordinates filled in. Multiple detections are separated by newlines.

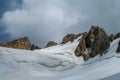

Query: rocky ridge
left=0, top=37, right=40, bottom=50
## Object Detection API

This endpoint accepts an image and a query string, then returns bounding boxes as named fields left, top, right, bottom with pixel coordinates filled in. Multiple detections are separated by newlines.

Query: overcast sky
left=0, top=0, right=120, bottom=47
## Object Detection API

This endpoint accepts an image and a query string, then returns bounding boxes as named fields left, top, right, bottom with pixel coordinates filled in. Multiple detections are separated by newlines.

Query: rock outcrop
left=86, top=26, right=110, bottom=57
left=0, top=37, right=41, bottom=50
left=46, top=41, right=57, bottom=47
left=0, top=37, right=31, bottom=50
left=109, top=34, right=115, bottom=42
left=6, top=37, right=31, bottom=50
left=116, top=40, right=120, bottom=53
left=115, top=33, right=120, bottom=39
left=30, top=44, right=41, bottom=50
left=75, top=32, right=88, bottom=56
left=62, top=33, right=77, bottom=44
left=75, top=26, right=110, bottom=61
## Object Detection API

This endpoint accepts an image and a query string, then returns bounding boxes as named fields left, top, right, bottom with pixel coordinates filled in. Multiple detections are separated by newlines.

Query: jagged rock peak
left=0, top=37, right=32, bottom=50
left=4, top=37, right=31, bottom=50
left=75, top=26, right=110, bottom=61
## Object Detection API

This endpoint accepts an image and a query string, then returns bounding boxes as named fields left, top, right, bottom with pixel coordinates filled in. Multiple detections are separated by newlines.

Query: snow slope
left=0, top=36, right=82, bottom=72
left=0, top=37, right=120, bottom=80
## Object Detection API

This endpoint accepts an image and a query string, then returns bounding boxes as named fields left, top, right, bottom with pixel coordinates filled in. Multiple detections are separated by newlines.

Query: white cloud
left=2, top=0, right=83, bottom=46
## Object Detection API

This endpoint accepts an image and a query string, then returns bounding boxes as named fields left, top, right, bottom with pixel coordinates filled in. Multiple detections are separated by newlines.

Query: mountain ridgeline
left=0, top=26, right=120, bottom=61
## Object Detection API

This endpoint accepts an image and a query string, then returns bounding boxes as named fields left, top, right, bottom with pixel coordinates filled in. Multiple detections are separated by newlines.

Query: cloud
left=0, top=0, right=23, bottom=42
left=2, top=0, right=120, bottom=47
left=2, top=0, right=82, bottom=46
left=0, top=0, right=22, bottom=16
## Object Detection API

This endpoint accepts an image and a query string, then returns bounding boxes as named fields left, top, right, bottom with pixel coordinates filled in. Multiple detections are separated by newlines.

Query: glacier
left=0, top=37, right=120, bottom=80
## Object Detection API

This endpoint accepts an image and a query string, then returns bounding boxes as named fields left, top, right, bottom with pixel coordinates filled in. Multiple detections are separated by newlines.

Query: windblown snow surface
left=0, top=37, right=120, bottom=80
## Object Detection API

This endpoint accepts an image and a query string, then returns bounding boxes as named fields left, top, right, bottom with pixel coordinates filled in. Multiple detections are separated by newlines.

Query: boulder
left=62, top=33, right=77, bottom=44
left=75, top=26, right=110, bottom=61
left=4, top=37, right=31, bottom=50
left=46, top=41, right=57, bottom=47
left=116, top=40, right=120, bottom=53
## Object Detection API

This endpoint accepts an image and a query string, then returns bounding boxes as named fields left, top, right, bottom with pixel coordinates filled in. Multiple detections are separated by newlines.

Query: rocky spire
left=75, top=26, right=110, bottom=61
